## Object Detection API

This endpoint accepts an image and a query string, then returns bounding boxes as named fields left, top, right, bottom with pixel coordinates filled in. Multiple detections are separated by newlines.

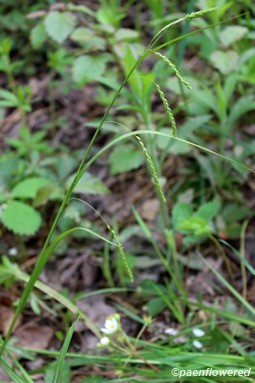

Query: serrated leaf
left=210, top=50, right=239, bottom=75
left=67, top=172, right=109, bottom=195
left=30, top=23, right=47, bottom=49
left=11, top=177, right=52, bottom=199
left=109, top=144, right=144, bottom=175
left=1, top=200, right=42, bottom=235
left=44, top=11, right=76, bottom=44
left=72, top=55, right=108, bottom=85
left=220, top=26, right=248, bottom=47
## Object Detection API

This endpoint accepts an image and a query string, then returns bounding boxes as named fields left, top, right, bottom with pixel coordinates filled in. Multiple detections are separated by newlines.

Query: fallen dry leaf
left=0, top=306, right=22, bottom=336
left=15, top=324, right=54, bottom=349
left=140, top=199, right=159, bottom=221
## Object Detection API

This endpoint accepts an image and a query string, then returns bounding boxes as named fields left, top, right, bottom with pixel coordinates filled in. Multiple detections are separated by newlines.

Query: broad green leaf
left=44, top=12, right=76, bottom=43
left=11, top=177, right=52, bottom=199
left=45, top=363, right=70, bottom=383
left=34, top=184, right=60, bottom=207
left=0, top=89, right=18, bottom=107
left=70, top=28, right=106, bottom=50
left=72, top=55, right=109, bottom=85
left=210, top=50, right=239, bottom=75
left=30, top=23, right=47, bottom=49
left=109, top=144, right=144, bottom=175
left=1, top=200, right=42, bottom=235
left=195, top=199, right=221, bottom=222
left=228, top=95, right=255, bottom=128
left=180, top=217, right=210, bottom=236
left=147, top=297, right=166, bottom=316
left=220, top=26, right=248, bottom=47
left=67, top=172, right=109, bottom=195
left=115, top=28, right=139, bottom=42
left=172, top=202, right=193, bottom=231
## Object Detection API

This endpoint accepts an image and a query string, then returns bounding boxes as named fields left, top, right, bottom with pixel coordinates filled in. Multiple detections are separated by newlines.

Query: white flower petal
left=165, top=328, right=178, bottom=336
left=193, top=340, right=203, bottom=349
left=100, top=337, right=110, bottom=346
left=101, top=327, right=111, bottom=334
left=102, top=316, right=118, bottom=334
left=8, top=247, right=18, bottom=256
left=192, top=328, right=205, bottom=337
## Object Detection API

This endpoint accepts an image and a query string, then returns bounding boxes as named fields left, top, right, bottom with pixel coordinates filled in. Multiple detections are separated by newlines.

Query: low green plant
left=1, top=2, right=255, bottom=382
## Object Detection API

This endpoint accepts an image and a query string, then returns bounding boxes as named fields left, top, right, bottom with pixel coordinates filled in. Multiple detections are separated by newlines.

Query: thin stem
left=240, top=220, right=248, bottom=299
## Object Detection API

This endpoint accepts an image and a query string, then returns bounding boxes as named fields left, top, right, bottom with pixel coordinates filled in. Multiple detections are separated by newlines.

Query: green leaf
left=115, top=28, right=139, bottom=42
left=180, top=217, right=210, bottom=236
left=1, top=200, right=42, bottom=235
left=0, top=89, right=18, bottom=107
left=228, top=95, right=255, bottom=128
left=11, top=177, right=52, bottom=199
left=123, top=45, right=142, bottom=96
left=45, top=363, right=70, bottom=383
left=195, top=199, right=221, bottom=222
left=109, top=144, right=144, bottom=175
left=34, top=184, right=60, bottom=207
left=44, top=11, right=76, bottom=43
left=80, top=377, right=110, bottom=383
left=210, top=50, right=239, bottom=75
left=72, top=55, right=108, bottom=85
left=172, top=202, right=193, bottom=231
left=147, top=297, right=166, bottom=316
left=30, top=23, right=47, bottom=49
left=220, top=26, right=248, bottom=47
left=67, top=173, right=109, bottom=195
left=52, top=319, right=78, bottom=383
left=70, top=28, right=106, bottom=50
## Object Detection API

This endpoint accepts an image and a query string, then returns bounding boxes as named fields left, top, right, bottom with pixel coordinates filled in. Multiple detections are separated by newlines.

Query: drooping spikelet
left=151, top=50, right=192, bottom=90
left=155, top=83, right=177, bottom=137
left=135, top=134, right=166, bottom=204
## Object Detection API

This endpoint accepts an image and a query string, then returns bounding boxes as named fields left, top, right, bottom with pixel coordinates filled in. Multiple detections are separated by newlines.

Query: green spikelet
left=135, top=134, right=166, bottom=204
left=106, top=223, right=134, bottom=283
left=155, top=83, right=177, bottom=137
left=151, top=50, right=191, bottom=90
left=187, top=7, right=217, bottom=20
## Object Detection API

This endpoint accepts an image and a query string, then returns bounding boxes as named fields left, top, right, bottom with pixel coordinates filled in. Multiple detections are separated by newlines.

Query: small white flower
left=101, top=315, right=119, bottom=335
left=193, top=340, right=203, bottom=349
left=165, top=328, right=178, bottom=336
left=192, top=328, right=205, bottom=337
left=8, top=247, right=18, bottom=256
left=100, top=337, right=110, bottom=346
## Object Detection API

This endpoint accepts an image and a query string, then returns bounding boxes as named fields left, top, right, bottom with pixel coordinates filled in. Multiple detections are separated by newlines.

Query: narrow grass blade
left=52, top=318, right=79, bottom=383
left=1, top=227, right=113, bottom=351
left=200, top=255, right=255, bottom=317
left=0, top=357, right=29, bottom=383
